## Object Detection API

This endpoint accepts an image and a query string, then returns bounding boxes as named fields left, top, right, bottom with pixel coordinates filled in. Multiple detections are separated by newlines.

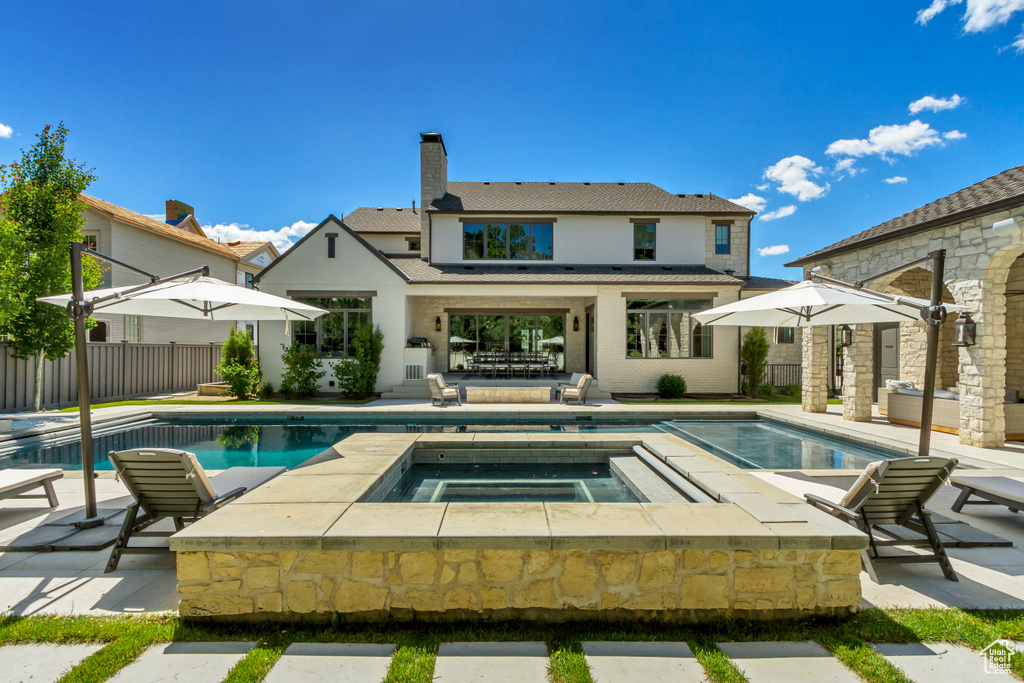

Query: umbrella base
left=74, top=516, right=105, bottom=529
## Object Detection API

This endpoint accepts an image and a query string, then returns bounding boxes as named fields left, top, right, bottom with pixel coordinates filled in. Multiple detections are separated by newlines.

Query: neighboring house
left=255, top=132, right=799, bottom=395
left=79, top=195, right=273, bottom=344
left=223, top=240, right=281, bottom=344
left=787, top=163, right=1024, bottom=449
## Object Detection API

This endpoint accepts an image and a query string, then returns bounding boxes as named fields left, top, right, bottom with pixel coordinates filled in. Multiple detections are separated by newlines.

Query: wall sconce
left=838, top=324, right=853, bottom=348
left=952, top=311, right=977, bottom=347
left=435, top=316, right=442, bottom=332
left=573, top=316, right=580, bottom=332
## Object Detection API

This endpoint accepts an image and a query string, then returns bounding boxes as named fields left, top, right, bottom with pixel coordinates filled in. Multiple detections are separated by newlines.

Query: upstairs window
left=408, top=239, right=421, bottom=251
left=633, top=223, right=656, bottom=260
left=463, top=222, right=554, bottom=260
left=715, top=223, right=731, bottom=254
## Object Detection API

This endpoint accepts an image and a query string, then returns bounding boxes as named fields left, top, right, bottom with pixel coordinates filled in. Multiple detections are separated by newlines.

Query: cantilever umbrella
left=39, top=270, right=327, bottom=527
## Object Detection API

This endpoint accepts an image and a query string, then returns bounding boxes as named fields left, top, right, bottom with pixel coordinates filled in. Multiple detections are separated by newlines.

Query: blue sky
left=1, top=0, right=1022, bottom=279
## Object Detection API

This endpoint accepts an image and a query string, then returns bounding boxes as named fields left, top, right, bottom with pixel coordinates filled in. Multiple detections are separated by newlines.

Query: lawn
left=3, top=608, right=1021, bottom=683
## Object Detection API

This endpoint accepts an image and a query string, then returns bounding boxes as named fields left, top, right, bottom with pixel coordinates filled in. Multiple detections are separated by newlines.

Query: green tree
left=332, top=322, right=384, bottom=399
left=0, top=123, right=100, bottom=411
left=739, top=327, right=771, bottom=397
left=216, top=327, right=262, bottom=399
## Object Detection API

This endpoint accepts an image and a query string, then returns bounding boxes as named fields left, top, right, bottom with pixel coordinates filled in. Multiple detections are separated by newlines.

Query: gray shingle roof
left=742, top=276, right=796, bottom=289
left=788, top=164, right=1024, bottom=266
left=384, top=255, right=743, bottom=285
left=429, top=182, right=753, bottom=215
left=343, top=206, right=422, bottom=233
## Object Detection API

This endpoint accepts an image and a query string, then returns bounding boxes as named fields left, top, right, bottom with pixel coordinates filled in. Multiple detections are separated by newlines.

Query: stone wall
left=177, top=547, right=861, bottom=621
left=704, top=216, right=751, bottom=277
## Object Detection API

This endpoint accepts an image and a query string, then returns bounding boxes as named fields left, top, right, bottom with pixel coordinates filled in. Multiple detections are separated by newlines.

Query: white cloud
left=757, top=244, right=791, bottom=257
left=834, top=158, right=861, bottom=179
left=963, top=0, right=1024, bottom=32
left=944, top=129, right=967, bottom=139
left=825, top=120, right=962, bottom=160
left=728, top=193, right=767, bottom=213
left=908, top=94, right=965, bottom=114
left=1014, top=25, right=1024, bottom=51
left=916, top=0, right=963, bottom=25
left=884, top=176, right=909, bottom=184
left=202, top=220, right=318, bottom=252
left=0, top=123, right=12, bottom=139
left=763, top=156, right=830, bottom=201
left=756, top=183, right=770, bottom=191
left=759, top=205, right=797, bottom=222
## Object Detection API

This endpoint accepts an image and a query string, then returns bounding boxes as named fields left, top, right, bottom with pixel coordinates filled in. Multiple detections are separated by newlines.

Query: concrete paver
left=718, top=641, right=860, bottom=682
left=0, top=643, right=103, bottom=683
left=873, top=642, right=1019, bottom=682
left=106, top=642, right=254, bottom=682
left=433, top=642, right=550, bottom=682
left=582, top=641, right=705, bottom=682
left=263, top=643, right=395, bottom=683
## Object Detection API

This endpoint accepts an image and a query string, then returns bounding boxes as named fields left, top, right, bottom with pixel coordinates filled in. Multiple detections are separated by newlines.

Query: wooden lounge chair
left=951, top=476, right=1024, bottom=515
left=105, top=448, right=285, bottom=572
left=0, top=469, right=63, bottom=508
left=426, top=373, right=461, bottom=407
left=805, top=456, right=959, bottom=582
left=559, top=374, right=594, bottom=405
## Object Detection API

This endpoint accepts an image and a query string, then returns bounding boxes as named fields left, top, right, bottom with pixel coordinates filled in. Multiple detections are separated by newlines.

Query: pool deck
left=3, top=400, right=1024, bottom=616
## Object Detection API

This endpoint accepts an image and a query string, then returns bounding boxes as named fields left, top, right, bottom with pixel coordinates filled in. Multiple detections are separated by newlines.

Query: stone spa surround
left=170, top=432, right=868, bottom=621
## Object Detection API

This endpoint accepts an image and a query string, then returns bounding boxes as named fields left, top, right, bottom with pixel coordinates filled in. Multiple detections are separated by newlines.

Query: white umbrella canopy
left=38, top=275, right=327, bottom=321
left=692, top=279, right=965, bottom=327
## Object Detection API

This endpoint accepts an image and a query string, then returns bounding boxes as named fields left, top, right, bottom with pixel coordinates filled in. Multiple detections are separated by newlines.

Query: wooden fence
left=1, top=341, right=223, bottom=412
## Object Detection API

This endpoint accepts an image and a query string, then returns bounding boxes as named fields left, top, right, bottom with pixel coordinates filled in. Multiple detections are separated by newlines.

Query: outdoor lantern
left=952, top=311, right=977, bottom=347
left=838, top=324, right=853, bottom=348
left=573, top=316, right=580, bottom=332
left=435, top=316, right=442, bottom=332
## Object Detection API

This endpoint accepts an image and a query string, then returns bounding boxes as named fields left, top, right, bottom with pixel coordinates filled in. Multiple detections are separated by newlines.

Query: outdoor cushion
left=893, top=387, right=925, bottom=397
left=886, top=379, right=915, bottom=390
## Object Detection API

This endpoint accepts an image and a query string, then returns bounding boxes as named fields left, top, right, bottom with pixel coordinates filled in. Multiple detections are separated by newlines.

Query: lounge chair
left=557, top=373, right=585, bottom=389
left=0, top=469, right=62, bottom=508
left=559, top=373, right=594, bottom=405
left=426, top=373, right=461, bottom=407
left=805, top=456, right=959, bottom=582
left=105, top=448, right=284, bottom=572
left=951, top=476, right=1024, bottom=515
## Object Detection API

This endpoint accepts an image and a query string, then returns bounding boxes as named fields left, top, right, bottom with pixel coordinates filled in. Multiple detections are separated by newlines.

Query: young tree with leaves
left=0, top=123, right=100, bottom=410
left=739, top=327, right=771, bottom=398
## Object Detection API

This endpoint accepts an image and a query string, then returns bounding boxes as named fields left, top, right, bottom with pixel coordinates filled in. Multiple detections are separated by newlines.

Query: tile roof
left=742, top=276, right=796, bottom=289
left=223, top=240, right=276, bottom=260
left=429, top=182, right=754, bottom=215
left=384, top=255, right=744, bottom=285
left=788, top=164, right=1024, bottom=266
left=343, top=206, right=422, bottom=233
left=80, top=194, right=240, bottom=259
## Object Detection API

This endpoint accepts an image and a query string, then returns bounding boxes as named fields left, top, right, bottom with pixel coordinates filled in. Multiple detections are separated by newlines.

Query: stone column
left=955, top=278, right=1006, bottom=448
left=842, top=324, right=874, bottom=422
left=801, top=326, right=828, bottom=413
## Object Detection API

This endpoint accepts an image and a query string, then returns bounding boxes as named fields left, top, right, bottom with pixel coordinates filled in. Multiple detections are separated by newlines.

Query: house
left=787, top=163, right=1024, bottom=449
left=222, top=240, right=281, bottom=343
left=254, top=132, right=798, bottom=395
left=79, top=195, right=275, bottom=344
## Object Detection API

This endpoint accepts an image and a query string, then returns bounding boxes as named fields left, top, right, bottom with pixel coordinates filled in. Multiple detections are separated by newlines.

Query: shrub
left=739, top=327, right=770, bottom=397
left=280, top=341, right=325, bottom=399
left=785, top=383, right=801, bottom=397
left=332, top=323, right=385, bottom=399
left=759, top=382, right=776, bottom=397
left=656, top=374, right=687, bottom=399
left=216, top=328, right=261, bottom=399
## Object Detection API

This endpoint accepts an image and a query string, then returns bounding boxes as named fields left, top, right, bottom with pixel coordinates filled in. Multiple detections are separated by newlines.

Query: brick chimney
left=420, top=132, right=447, bottom=259
left=165, top=200, right=195, bottom=224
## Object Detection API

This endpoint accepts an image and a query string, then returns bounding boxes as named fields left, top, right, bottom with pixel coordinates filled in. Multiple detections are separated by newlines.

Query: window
left=124, top=315, right=142, bottom=343
left=245, top=323, right=255, bottom=340
left=462, top=222, right=554, bottom=260
left=81, top=233, right=98, bottom=250
left=89, top=321, right=108, bottom=342
left=244, top=272, right=254, bottom=289
left=715, top=223, right=731, bottom=255
left=633, top=224, right=656, bottom=260
left=776, top=327, right=795, bottom=344
left=326, top=233, right=337, bottom=258
left=408, top=240, right=421, bottom=251
left=291, top=296, right=371, bottom=358
left=625, top=299, right=713, bottom=358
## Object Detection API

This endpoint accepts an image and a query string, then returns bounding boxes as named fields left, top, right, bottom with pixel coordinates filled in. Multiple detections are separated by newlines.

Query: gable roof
left=80, top=194, right=239, bottom=260
left=344, top=206, right=422, bottom=233
left=429, top=182, right=753, bottom=215
left=742, top=276, right=796, bottom=290
left=224, top=240, right=280, bottom=261
left=788, top=164, right=1024, bottom=266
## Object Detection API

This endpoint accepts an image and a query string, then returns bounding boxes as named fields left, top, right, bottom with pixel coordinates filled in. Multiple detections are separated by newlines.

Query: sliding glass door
left=448, top=313, right=565, bottom=371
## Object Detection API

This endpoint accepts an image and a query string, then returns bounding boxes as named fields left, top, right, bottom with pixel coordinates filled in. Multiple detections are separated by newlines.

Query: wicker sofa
left=885, top=389, right=1024, bottom=440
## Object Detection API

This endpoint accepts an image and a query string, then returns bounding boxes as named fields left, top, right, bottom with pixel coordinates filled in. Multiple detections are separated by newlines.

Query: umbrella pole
left=917, top=249, right=946, bottom=458
left=70, top=242, right=102, bottom=528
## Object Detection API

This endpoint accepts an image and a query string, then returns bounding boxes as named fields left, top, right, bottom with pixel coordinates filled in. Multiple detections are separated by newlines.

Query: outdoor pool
left=0, top=416, right=906, bottom=471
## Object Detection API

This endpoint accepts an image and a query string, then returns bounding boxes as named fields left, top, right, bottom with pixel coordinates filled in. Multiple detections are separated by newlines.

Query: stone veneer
left=171, top=432, right=867, bottom=621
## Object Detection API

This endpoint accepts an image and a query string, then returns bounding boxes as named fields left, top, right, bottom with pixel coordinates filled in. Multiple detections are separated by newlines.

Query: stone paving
left=2, top=639, right=1016, bottom=681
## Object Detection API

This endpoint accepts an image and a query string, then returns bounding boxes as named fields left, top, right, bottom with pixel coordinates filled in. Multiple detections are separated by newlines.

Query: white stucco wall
left=361, top=233, right=419, bottom=254
left=428, top=214, right=707, bottom=265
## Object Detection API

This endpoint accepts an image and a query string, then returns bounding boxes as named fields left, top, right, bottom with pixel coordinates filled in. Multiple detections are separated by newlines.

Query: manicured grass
left=59, top=397, right=377, bottom=412
left=2, top=609, right=1022, bottom=683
